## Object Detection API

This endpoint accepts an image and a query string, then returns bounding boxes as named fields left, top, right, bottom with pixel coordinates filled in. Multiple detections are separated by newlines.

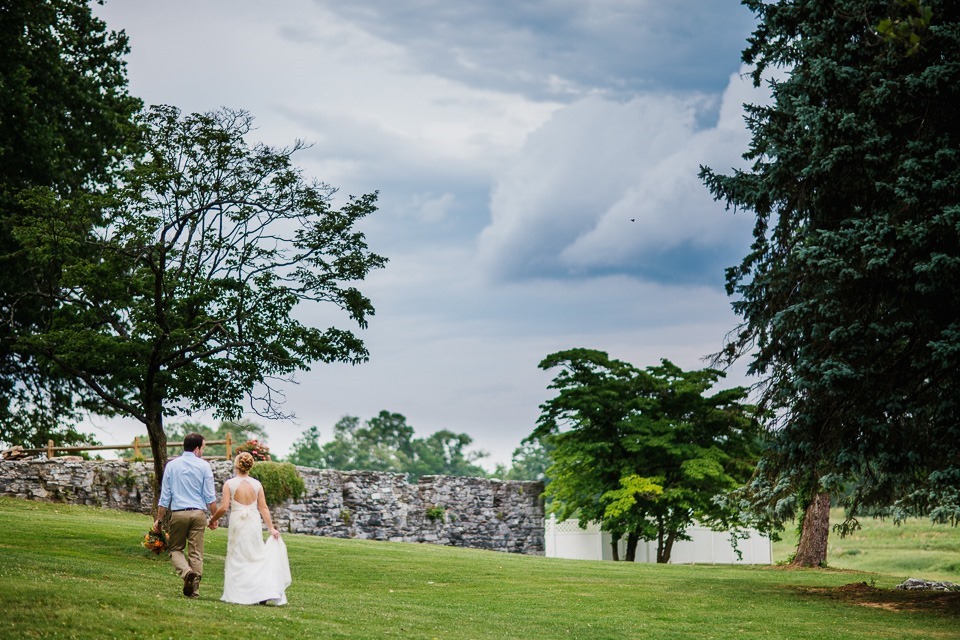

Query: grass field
left=3, top=497, right=959, bottom=640
left=772, top=509, right=960, bottom=582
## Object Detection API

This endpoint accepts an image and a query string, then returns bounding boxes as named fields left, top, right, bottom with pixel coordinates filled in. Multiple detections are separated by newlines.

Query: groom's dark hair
left=183, top=433, right=205, bottom=452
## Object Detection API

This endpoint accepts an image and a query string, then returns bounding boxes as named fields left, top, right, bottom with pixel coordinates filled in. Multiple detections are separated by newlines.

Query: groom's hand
left=208, top=518, right=218, bottom=530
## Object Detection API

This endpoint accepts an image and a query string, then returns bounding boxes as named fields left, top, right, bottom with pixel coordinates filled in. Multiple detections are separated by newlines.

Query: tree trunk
left=657, top=530, right=676, bottom=564
left=624, top=532, right=640, bottom=562
left=145, top=408, right=167, bottom=517
left=610, top=533, right=620, bottom=561
left=792, top=490, right=831, bottom=567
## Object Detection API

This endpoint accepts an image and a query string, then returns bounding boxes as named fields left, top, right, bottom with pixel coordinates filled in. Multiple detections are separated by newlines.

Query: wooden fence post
left=13, top=438, right=228, bottom=461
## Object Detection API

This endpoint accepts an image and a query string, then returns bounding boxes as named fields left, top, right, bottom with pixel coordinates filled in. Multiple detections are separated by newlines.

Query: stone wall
left=0, top=458, right=545, bottom=555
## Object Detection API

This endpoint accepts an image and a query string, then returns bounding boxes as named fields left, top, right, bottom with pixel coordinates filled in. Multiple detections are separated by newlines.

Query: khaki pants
left=167, top=510, right=207, bottom=579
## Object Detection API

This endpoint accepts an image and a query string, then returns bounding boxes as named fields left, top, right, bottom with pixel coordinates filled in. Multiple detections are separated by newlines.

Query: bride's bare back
left=232, top=477, right=258, bottom=506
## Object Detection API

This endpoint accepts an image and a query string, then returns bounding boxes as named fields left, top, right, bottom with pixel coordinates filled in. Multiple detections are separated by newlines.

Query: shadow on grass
left=797, top=582, right=960, bottom=617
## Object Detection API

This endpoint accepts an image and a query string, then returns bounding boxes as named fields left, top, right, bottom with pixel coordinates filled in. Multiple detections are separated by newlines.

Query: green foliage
left=325, top=412, right=416, bottom=472
left=287, top=410, right=490, bottom=480
left=123, top=419, right=268, bottom=460
left=3, top=497, right=958, bottom=640
left=877, top=0, right=934, bottom=55
left=175, top=420, right=267, bottom=459
left=495, top=437, right=554, bottom=484
left=0, top=0, right=141, bottom=448
left=602, top=475, right=664, bottom=520
left=10, top=105, right=386, bottom=484
left=285, top=425, right=326, bottom=468
left=700, top=0, right=960, bottom=528
left=248, top=461, right=305, bottom=506
left=407, top=430, right=490, bottom=479
left=531, top=349, right=763, bottom=562
left=425, top=504, right=447, bottom=522
left=0, top=0, right=140, bottom=192
left=0, top=408, right=99, bottom=451
left=114, top=471, right=138, bottom=491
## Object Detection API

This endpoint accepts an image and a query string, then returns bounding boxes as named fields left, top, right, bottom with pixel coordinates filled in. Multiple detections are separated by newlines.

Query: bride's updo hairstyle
left=234, top=452, right=255, bottom=473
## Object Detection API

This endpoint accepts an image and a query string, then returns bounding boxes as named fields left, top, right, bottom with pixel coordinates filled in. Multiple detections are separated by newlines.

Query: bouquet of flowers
left=236, top=439, right=271, bottom=461
left=142, top=526, right=168, bottom=554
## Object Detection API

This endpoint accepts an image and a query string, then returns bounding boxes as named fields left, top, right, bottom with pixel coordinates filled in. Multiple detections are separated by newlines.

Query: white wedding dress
left=221, top=476, right=291, bottom=605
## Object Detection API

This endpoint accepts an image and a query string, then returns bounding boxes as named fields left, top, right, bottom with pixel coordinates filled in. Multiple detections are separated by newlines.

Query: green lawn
left=773, top=509, right=960, bottom=582
left=3, top=497, right=958, bottom=640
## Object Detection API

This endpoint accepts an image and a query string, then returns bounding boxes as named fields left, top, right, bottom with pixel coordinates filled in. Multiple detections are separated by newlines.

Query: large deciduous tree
left=316, top=411, right=417, bottom=473
left=530, top=349, right=762, bottom=562
left=497, top=438, right=554, bottom=483
left=700, top=0, right=960, bottom=565
left=11, top=105, right=386, bottom=491
left=287, top=410, right=490, bottom=479
left=407, top=430, right=490, bottom=479
left=0, top=0, right=141, bottom=447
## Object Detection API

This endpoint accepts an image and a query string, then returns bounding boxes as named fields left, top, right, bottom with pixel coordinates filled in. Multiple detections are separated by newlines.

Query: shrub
left=426, top=504, right=446, bottom=522
left=249, top=461, right=305, bottom=505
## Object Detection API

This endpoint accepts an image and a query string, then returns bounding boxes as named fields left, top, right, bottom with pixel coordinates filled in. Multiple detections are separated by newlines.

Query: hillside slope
left=2, top=497, right=957, bottom=639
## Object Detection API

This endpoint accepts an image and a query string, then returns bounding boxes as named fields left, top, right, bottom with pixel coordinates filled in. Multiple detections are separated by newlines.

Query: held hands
left=208, top=518, right=219, bottom=530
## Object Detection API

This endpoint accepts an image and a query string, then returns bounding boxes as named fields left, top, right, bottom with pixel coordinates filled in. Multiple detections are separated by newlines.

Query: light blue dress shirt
left=157, top=450, right=216, bottom=511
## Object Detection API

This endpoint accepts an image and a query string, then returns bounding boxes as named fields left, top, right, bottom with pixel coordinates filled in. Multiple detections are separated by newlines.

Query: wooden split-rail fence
left=6, top=433, right=236, bottom=463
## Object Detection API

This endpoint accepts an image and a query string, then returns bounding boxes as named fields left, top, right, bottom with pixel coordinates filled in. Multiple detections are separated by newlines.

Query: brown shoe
left=183, top=571, right=200, bottom=597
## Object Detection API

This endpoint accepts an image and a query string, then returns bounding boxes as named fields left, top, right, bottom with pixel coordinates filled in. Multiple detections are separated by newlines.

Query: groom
left=154, top=433, right=218, bottom=598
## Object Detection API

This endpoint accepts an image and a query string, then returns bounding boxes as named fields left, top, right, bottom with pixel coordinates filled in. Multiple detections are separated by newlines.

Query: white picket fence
left=544, top=515, right=772, bottom=564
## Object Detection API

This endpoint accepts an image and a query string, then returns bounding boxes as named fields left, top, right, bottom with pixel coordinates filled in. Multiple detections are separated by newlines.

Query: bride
left=209, top=452, right=291, bottom=605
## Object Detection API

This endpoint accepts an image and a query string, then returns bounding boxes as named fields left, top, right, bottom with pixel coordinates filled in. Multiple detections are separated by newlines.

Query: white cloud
left=478, top=68, right=770, bottom=284
left=400, top=192, right=457, bottom=223
left=98, top=1, right=559, bottom=182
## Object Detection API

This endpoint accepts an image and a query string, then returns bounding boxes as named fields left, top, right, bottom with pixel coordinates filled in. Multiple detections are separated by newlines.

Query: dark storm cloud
left=309, top=0, right=757, bottom=100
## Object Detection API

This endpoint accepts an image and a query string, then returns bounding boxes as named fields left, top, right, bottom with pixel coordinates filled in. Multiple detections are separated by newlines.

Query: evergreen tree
left=700, top=0, right=960, bottom=564
left=0, top=0, right=141, bottom=447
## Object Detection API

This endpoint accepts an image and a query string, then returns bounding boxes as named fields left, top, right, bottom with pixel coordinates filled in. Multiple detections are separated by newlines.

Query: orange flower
left=142, top=528, right=168, bottom=554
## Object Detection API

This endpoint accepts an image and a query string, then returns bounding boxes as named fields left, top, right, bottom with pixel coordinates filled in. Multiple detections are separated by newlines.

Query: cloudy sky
left=90, top=0, right=768, bottom=468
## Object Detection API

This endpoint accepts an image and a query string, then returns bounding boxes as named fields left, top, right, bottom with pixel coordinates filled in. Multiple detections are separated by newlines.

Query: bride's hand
left=270, top=528, right=280, bottom=539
